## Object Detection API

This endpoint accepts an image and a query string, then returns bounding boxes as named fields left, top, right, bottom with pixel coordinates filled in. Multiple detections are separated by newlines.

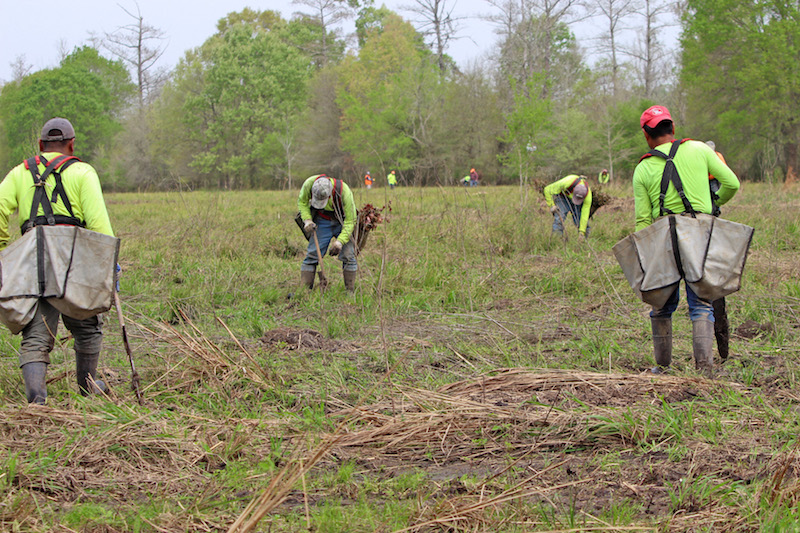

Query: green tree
left=0, top=47, right=133, bottom=175
left=681, top=0, right=800, bottom=182
left=337, top=13, right=451, bottom=183
left=499, top=74, right=554, bottom=192
left=155, top=14, right=312, bottom=189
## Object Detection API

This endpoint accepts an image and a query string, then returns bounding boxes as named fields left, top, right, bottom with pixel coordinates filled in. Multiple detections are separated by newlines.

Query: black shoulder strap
left=51, top=157, right=80, bottom=217
left=25, top=154, right=80, bottom=226
left=646, top=140, right=695, bottom=217
left=566, top=176, right=582, bottom=193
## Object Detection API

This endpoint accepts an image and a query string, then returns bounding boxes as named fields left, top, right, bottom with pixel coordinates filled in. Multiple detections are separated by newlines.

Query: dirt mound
left=260, top=327, right=342, bottom=351
left=735, top=319, right=774, bottom=339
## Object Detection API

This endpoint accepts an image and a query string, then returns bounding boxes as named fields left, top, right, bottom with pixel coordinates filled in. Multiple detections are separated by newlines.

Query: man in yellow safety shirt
left=543, top=175, right=592, bottom=239
left=0, top=118, right=115, bottom=404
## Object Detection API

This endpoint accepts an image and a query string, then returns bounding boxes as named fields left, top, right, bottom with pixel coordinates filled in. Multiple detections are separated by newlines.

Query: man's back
left=633, top=140, right=739, bottom=231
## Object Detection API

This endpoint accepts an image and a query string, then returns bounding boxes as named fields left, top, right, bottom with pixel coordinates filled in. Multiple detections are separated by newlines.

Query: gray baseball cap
left=572, top=182, right=588, bottom=205
left=310, top=177, right=333, bottom=209
left=40, top=118, right=75, bottom=141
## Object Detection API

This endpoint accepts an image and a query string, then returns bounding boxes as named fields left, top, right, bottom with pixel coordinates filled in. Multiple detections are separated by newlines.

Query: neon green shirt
left=297, top=175, right=357, bottom=244
left=633, top=140, right=739, bottom=231
left=543, top=174, right=592, bottom=235
left=387, top=172, right=397, bottom=185
left=0, top=152, right=114, bottom=250
left=598, top=171, right=609, bottom=184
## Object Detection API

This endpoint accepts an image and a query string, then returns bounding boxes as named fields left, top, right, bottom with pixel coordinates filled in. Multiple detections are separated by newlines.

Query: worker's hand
left=578, top=232, right=587, bottom=242
left=550, top=205, right=559, bottom=214
left=329, top=240, right=343, bottom=256
left=303, top=220, right=316, bottom=234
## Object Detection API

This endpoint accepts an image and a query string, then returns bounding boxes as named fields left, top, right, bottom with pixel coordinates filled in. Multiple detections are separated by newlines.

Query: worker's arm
left=297, top=176, right=316, bottom=221
left=0, top=168, right=20, bottom=251
left=337, top=183, right=358, bottom=244
left=705, top=149, right=739, bottom=206
left=543, top=175, right=574, bottom=207
left=74, top=163, right=114, bottom=236
left=633, top=167, right=654, bottom=231
left=579, top=189, right=592, bottom=235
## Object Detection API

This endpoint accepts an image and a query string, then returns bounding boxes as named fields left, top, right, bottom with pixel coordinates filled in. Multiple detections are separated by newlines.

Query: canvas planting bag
left=0, top=154, right=120, bottom=333
left=0, top=225, right=120, bottom=333
left=613, top=140, right=754, bottom=308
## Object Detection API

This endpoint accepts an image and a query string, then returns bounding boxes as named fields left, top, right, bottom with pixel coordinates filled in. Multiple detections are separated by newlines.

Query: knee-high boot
left=650, top=317, right=672, bottom=373
left=76, top=352, right=106, bottom=396
left=22, top=362, right=47, bottom=404
left=301, top=270, right=315, bottom=290
left=693, top=319, right=715, bottom=376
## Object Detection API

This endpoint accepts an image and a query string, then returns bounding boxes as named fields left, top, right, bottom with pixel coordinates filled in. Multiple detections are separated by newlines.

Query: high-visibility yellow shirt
left=297, top=175, right=357, bottom=244
left=0, top=152, right=114, bottom=250
left=633, top=140, right=739, bottom=231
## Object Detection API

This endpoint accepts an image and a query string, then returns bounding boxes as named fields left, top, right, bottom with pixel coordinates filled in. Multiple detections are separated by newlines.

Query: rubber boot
left=650, top=317, right=672, bottom=374
left=22, top=362, right=47, bottom=405
left=343, top=270, right=356, bottom=292
left=693, top=319, right=715, bottom=377
left=300, top=270, right=315, bottom=290
left=76, top=352, right=107, bottom=396
left=712, top=298, right=729, bottom=361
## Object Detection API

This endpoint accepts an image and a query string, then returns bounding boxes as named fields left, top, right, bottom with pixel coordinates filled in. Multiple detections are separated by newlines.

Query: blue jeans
left=552, top=194, right=589, bottom=235
left=301, top=216, right=357, bottom=272
left=650, top=282, right=714, bottom=322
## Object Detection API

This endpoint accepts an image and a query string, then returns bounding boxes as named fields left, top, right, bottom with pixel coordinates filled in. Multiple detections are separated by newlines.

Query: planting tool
left=312, top=230, right=329, bottom=290
left=114, top=291, right=143, bottom=404
left=554, top=207, right=569, bottom=242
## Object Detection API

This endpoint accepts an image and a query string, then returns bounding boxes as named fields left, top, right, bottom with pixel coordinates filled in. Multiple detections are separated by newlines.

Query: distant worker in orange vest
left=364, top=171, right=373, bottom=190
left=469, top=168, right=479, bottom=187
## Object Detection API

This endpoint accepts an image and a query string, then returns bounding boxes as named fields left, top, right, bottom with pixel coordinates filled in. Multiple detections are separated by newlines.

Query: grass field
left=1, top=181, right=799, bottom=532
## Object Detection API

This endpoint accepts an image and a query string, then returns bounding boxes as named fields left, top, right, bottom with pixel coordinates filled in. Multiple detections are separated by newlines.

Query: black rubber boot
left=343, top=270, right=356, bottom=292
left=22, top=362, right=47, bottom=405
left=712, top=298, right=729, bottom=361
left=76, top=352, right=106, bottom=396
left=650, top=317, right=672, bottom=374
left=301, top=270, right=315, bottom=290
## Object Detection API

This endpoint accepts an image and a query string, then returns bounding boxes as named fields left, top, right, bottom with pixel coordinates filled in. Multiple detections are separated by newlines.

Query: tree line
left=0, top=0, right=797, bottom=191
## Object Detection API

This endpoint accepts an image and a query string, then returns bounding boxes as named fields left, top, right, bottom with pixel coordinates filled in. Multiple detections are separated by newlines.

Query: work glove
left=329, top=239, right=343, bottom=256
left=303, top=219, right=316, bottom=235
left=550, top=205, right=559, bottom=214
left=578, top=232, right=587, bottom=242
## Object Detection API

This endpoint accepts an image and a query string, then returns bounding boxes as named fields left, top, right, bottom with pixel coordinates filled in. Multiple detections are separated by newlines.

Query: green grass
left=1, top=182, right=800, bottom=531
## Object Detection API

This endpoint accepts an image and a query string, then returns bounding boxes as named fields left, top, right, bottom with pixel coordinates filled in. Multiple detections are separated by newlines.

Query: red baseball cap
left=640, top=105, right=672, bottom=129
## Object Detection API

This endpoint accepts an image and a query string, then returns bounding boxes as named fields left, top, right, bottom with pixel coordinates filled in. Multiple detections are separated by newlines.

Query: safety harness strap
left=644, top=140, right=695, bottom=218
left=24, top=154, right=82, bottom=230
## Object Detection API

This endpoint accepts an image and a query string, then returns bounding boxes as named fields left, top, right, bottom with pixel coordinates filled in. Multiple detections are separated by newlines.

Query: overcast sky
left=0, top=1, right=677, bottom=84
left=0, top=0, right=507, bottom=83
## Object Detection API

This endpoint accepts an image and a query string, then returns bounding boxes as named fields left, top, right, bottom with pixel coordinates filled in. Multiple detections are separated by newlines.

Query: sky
left=0, top=0, right=504, bottom=83
left=0, top=0, right=678, bottom=84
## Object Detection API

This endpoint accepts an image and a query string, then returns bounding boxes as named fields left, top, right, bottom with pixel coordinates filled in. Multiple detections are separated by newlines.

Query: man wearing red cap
left=633, top=105, right=740, bottom=375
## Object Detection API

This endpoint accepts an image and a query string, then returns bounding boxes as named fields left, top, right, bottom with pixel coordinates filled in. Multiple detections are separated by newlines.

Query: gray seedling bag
left=0, top=226, right=120, bottom=333
left=613, top=213, right=753, bottom=308
left=613, top=216, right=680, bottom=308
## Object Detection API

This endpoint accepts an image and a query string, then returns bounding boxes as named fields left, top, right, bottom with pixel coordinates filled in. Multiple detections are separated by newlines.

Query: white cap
left=310, top=178, right=333, bottom=209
